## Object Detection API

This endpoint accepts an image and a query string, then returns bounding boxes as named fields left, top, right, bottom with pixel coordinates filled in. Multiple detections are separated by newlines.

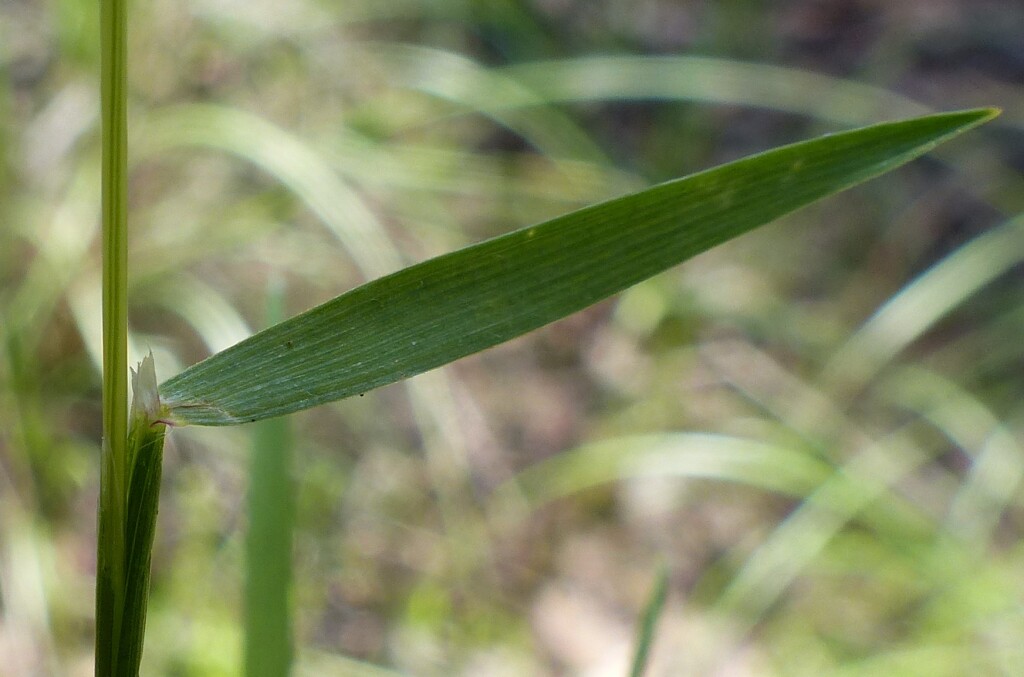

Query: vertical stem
left=245, top=281, right=295, bottom=676
left=629, top=565, right=669, bottom=677
left=97, top=0, right=129, bottom=672
left=245, top=413, right=294, bottom=676
left=100, top=0, right=128, bottom=443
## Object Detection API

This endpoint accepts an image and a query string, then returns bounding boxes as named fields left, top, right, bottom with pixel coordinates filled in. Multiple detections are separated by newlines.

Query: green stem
left=97, top=0, right=129, bottom=672
left=245, top=412, right=294, bottom=676
left=245, top=283, right=295, bottom=676
left=99, top=0, right=128, bottom=444
left=629, top=565, right=669, bottom=677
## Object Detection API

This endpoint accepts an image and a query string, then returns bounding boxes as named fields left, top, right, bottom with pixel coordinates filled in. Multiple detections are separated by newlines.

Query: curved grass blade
left=491, top=433, right=829, bottom=511
left=138, top=103, right=402, bottom=278
left=159, top=109, right=997, bottom=426
left=498, top=54, right=931, bottom=125
left=822, top=213, right=1024, bottom=394
left=374, top=44, right=927, bottom=129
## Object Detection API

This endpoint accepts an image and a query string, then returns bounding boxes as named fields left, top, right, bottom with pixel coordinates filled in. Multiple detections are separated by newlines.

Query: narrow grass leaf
left=245, top=413, right=293, bottom=676
left=715, top=428, right=930, bottom=634
left=159, top=109, right=997, bottom=426
left=493, top=433, right=829, bottom=511
left=822, top=213, right=1024, bottom=394
left=245, top=283, right=295, bottom=677
left=497, top=54, right=931, bottom=125
left=139, top=104, right=402, bottom=278
left=372, top=44, right=926, bottom=128
left=630, top=565, right=669, bottom=677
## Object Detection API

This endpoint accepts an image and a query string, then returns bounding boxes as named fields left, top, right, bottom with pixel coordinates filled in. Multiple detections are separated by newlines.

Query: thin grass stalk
left=96, top=0, right=130, bottom=671
left=245, top=415, right=294, bottom=675
left=245, top=283, right=295, bottom=676
left=629, top=566, right=669, bottom=677
left=97, top=0, right=169, bottom=673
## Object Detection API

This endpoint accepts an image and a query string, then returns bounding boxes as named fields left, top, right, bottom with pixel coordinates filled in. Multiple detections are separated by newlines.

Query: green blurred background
left=2, top=0, right=1023, bottom=674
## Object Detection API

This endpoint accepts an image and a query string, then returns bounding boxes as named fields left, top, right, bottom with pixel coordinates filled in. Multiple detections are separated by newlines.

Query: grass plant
left=3, top=0, right=1017, bottom=674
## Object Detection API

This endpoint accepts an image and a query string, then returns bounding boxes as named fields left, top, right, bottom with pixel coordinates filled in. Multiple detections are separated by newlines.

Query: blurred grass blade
left=366, top=44, right=610, bottom=162
left=630, top=566, right=669, bottom=677
left=245, top=283, right=295, bottom=677
left=159, top=109, right=997, bottom=426
left=822, top=213, right=1024, bottom=394
left=714, top=426, right=930, bottom=635
left=245, top=414, right=294, bottom=676
left=497, top=54, right=931, bottom=126
left=493, top=433, right=829, bottom=511
left=139, top=104, right=402, bottom=279
left=374, top=44, right=926, bottom=129
left=878, top=366, right=1024, bottom=549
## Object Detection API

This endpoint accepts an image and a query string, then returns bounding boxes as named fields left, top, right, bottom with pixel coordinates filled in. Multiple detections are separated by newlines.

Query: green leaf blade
left=160, top=109, right=997, bottom=426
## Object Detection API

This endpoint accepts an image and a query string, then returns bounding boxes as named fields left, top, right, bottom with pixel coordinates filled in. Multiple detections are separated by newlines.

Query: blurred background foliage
left=2, top=0, right=1023, bottom=674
